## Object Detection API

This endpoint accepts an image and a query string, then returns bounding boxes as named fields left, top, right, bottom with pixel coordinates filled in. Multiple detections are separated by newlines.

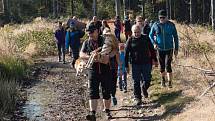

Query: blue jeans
left=118, top=72, right=127, bottom=91
left=131, top=64, right=152, bottom=99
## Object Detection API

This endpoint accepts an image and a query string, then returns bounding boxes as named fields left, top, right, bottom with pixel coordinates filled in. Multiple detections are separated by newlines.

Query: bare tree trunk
left=166, top=0, right=169, bottom=19
left=93, top=0, right=97, bottom=16
left=190, top=0, right=197, bottom=24
left=142, top=0, right=145, bottom=19
left=71, top=0, right=74, bottom=16
left=53, top=0, right=55, bottom=17
left=123, top=0, right=126, bottom=18
left=115, top=0, right=121, bottom=18
left=211, top=0, right=215, bottom=31
left=169, top=0, right=172, bottom=19
left=0, top=0, right=4, bottom=13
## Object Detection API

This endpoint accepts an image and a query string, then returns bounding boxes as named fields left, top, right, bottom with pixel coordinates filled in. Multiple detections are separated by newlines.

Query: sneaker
left=168, top=81, right=172, bottom=88
left=86, top=111, right=96, bottom=121
left=134, top=98, right=142, bottom=106
left=112, top=97, right=117, bottom=106
left=105, top=109, right=112, bottom=120
left=124, top=90, right=127, bottom=93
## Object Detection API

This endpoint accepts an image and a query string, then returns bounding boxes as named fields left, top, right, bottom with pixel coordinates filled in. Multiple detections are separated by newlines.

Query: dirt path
left=13, top=56, right=169, bottom=121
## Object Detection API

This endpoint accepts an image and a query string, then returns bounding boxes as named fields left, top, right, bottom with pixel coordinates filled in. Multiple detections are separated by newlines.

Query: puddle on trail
left=22, top=80, right=57, bottom=121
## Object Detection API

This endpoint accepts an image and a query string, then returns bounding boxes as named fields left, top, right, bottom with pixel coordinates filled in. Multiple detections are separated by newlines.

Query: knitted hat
left=158, top=10, right=167, bottom=16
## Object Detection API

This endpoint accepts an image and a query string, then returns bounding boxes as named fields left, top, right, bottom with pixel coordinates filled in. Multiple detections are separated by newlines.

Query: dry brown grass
left=0, top=18, right=56, bottom=57
left=171, top=22, right=215, bottom=121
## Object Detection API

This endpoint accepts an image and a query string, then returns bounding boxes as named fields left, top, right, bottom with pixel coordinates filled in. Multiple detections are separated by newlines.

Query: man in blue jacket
left=149, top=10, right=179, bottom=88
left=65, top=22, right=85, bottom=67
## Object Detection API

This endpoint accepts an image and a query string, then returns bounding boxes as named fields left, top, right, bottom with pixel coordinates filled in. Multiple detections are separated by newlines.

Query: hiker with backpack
left=80, top=22, right=113, bottom=120
left=125, top=25, right=157, bottom=106
left=149, top=10, right=179, bottom=88
left=54, top=21, right=66, bottom=63
left=65, top=22, right=85, bottom=68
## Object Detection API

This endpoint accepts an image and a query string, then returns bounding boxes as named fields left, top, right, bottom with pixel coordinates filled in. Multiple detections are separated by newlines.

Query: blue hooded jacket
left=65, top=30, right=85, bottom=50
left=149, top=21, right=179, bottom=51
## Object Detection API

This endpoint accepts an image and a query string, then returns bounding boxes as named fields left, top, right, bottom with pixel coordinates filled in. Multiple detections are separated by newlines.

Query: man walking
left=149, top=10, right=179, bottom=88
left=54, top=21, right=66, bottom=63
left=125, top=25, right=157, bottom=105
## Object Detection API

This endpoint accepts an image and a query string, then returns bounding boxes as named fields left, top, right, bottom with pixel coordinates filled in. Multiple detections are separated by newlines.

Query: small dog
left=74, top=58, right=86, bottom=76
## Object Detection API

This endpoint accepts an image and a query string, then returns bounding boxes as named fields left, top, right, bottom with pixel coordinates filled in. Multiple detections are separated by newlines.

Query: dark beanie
left=158, top=10, right=167, bottom=16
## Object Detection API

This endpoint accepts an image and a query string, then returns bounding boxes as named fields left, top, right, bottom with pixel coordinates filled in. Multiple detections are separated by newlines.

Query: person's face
left=87, top=29, right=98, bottom=40
left=132, top=27, right=141, bottom=38
left=136, top=19, right=143, bottom=27
left=159, top=16, right=167, bottom=23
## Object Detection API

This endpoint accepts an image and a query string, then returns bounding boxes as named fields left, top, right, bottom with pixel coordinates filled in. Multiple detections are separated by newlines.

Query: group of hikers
left=54, top=9, right=179, bottom=120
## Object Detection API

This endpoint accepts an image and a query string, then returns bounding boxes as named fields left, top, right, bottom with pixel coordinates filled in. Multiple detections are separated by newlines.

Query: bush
left=16, top=28, right=57, bottom=56
left=0, top=55, right=28, bottom=118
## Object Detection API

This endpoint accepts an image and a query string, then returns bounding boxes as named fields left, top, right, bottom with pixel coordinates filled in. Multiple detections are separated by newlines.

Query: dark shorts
left=158, top=49, right=173, bottom=73
left=88, top=64, right=111, bottom=100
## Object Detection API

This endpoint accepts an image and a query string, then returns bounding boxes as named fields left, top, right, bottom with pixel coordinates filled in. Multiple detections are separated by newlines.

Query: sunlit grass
left=150, top=69, right=194, bottom=119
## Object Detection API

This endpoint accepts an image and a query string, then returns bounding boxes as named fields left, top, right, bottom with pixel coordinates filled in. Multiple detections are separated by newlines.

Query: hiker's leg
left=111, top=69, right=117, bottom=97
left=123, top=72, right=127, bottom=91
left=159, top=50, right=166, bottom=86
left=89, top=99, right=98, bottom=111
left=100, top=69, right=111, bottom=109
left=166, top=50, right=173, bottom=87
left=131, top=64, right=142, bottom=100
left=62, top=44, right=66, bottom=63
left=142, top=64, right=152, bottom=98
left=57, top=43, right=62, bottom=61
left=118, top=76, right=123, bottom=91
left=71, top=48, right=79, bottom=67
left=88, top=70, right=100, bottom=111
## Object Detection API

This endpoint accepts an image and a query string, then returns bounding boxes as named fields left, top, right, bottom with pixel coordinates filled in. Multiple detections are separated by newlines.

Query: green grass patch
left=150, top=69, right=194, bottom=119
left=0, top=55, right=29, bottom=119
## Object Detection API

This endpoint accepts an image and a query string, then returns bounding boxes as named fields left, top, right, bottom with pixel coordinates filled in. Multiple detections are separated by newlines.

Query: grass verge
left=150, top=69, right=194, bottom=119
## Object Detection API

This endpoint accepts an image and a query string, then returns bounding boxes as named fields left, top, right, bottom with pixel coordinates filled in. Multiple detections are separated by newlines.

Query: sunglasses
left=159, top=16, right=165, bottom=19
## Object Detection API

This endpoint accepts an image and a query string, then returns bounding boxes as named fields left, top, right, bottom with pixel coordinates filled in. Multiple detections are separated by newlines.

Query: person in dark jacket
left=114, top=16, right=122, bottom=42
left=125, top=25, right=157, bottom=106
left=55, top=21, right=66, bottom=63
left=65, top=22, right=85, bottom=67
left=123, top=16, right=132, bottom=41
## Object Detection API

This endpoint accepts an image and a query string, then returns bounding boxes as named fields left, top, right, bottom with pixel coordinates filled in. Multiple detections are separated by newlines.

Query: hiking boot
left=134, top=98, right=142, bottom=106
left=86, top=111, right=96, bottom=121
left=112, top=97, right=117, bottom=106
left=168, top=81, right=172, bottom=88
left=104, top=109, right=112, bottom=120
